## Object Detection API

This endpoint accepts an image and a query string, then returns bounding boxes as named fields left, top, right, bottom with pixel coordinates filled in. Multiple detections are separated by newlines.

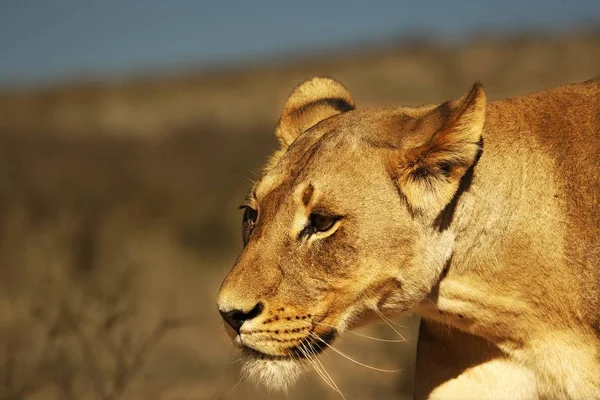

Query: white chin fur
left=241, top=357, right=305, bottom=392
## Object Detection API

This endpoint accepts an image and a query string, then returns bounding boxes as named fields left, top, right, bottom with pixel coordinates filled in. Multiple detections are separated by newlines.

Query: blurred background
left=0, top=1, right=598, bottom=399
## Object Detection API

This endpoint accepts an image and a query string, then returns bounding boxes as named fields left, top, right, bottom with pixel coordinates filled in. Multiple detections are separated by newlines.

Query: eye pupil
left=241, top=206, right=258, bottom=245
left=309, top=213, right=336, bottom=233
left=244, top=207, right=257, bottom=225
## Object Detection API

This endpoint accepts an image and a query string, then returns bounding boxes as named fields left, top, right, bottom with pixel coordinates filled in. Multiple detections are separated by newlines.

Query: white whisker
left=307, top=336, right=346, bottom=399
left=297, top=345, right=326, bottom=384
left=314, top=321, right=407, bottom=343
left=425, top=296, right=439, bottom=310
left=231, top=373, right=245, bottom=392
left=309, top=332, right=403, bottom=373
left=302, top=341, right=345, bottom=399
left=297, top=344, right=341, bottom=397
left=374, top=309, right=408, bottom=341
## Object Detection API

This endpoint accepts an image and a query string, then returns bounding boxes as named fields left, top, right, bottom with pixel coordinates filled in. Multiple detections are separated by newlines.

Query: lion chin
left=241, top=357, right=306, bottom=392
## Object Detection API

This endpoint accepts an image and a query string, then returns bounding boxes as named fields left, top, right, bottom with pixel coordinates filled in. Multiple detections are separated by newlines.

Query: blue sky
left=0, top=0, right=598, bottom=87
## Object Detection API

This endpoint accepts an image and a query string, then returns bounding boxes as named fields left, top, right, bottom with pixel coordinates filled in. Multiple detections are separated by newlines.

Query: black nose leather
left=219, top=303, right=264, bottom=334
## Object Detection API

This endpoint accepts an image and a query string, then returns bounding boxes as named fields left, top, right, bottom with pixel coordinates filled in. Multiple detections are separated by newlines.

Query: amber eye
left=309, top=212, right=339, bottom=234
left=241, top=206, right=258, bottom=245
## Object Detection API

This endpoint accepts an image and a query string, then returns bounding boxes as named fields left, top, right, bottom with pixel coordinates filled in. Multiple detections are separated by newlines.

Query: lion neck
left=414, top=116, right=584, bottom=351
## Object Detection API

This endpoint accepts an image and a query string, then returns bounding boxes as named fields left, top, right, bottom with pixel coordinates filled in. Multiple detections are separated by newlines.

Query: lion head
left=217, top=77, right=486, bottom=391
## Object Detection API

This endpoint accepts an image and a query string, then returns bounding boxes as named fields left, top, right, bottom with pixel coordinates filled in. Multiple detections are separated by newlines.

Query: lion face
left=217, top=77, right=486, bottom=390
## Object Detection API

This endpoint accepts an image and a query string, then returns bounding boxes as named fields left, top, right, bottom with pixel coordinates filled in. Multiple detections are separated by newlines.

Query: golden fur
left=218, top=76, right=600, bottom=398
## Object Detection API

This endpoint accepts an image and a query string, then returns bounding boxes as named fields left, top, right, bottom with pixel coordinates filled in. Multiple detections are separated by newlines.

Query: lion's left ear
left=275, top=77, right=355, bottom=148
left=395, top=82, right=487, bottom=216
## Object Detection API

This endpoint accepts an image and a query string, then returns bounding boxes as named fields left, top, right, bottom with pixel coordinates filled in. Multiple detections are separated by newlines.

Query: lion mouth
left=238, top=328, right=337, bottom=392
left=241, top=328, right=337, bottom=360
left=290, top=328, right=336, bottom=358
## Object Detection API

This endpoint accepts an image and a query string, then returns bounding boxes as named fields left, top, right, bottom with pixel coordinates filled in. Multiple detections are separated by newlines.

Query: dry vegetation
left=0, top=29, right=598, bottom=399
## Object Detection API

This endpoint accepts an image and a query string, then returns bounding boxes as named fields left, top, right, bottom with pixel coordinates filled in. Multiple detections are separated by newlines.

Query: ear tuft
left=275, top=77, right=355, bottom=147
left=396, top=82, right=486, bottom=216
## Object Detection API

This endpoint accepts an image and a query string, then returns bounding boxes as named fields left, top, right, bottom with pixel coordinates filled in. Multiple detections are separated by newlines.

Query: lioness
left=218, top=77, right=600, bottom=399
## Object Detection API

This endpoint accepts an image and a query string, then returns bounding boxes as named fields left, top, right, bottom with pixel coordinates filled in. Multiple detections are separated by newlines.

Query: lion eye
left=309, top=213, right=338, bottom=233
left=241, top=206, right=258, bottom=245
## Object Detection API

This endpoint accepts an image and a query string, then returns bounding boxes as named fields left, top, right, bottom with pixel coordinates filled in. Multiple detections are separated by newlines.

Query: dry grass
left=0, top=29, right=599, bottom=399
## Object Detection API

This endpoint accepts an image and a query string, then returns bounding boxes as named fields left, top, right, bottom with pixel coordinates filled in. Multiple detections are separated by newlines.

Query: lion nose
left=219, top=302, right=264, bottom=334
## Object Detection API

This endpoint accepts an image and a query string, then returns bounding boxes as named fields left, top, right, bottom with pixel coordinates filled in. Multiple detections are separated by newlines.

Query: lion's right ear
left=275, top=77, right=355, bottom=148
left=394, top=83, right=487, bottom=218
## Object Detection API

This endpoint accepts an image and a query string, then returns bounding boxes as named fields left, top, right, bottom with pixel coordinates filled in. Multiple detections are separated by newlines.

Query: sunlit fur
left=218, top=77, right=600, bottom=398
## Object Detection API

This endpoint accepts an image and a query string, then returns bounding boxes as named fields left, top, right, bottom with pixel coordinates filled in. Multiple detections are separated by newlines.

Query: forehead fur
left=255, top=105, right=434, bottom=200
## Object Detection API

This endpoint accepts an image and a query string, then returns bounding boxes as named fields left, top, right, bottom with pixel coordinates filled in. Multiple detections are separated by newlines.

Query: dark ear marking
left=394, top=82, right=487, bottom=216
left=290, top=98, right=355, bottom=118
left=275, top=77, right=355, bottom=147
left=438, top=162, right=452, bottom=178
left=434, top=137, right=483, bottom=231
